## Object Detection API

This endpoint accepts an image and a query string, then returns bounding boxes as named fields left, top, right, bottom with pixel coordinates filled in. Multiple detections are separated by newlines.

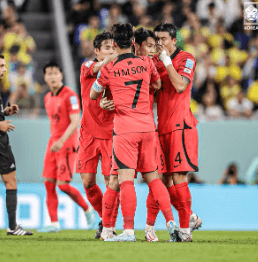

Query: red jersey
left=153, top=48, right=198, bottom=135
left=149, top=88, right=155, bottom=116
left=95, top=53, right=160, bottom=135
left=44, top=85, right=80, bottom=141
left=80, top=60, right=114, bottom=140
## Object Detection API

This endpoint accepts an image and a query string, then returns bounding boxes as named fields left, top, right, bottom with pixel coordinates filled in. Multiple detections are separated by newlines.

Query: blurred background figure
left=187, top=172, right=204, bottom=184
left=227, top=89, right=253, bottom=119
left=80, top=15, right=101, bottom=63
left=218, top=163, right=245, bottom=185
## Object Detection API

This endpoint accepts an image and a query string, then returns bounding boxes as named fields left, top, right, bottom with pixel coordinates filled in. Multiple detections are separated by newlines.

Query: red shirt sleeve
left=66, top=92, right=81, bottom=115
left=80, top=60, right=97, bottom=78
left=96, top=64, right=110, bottom=88
left=148, top=57, right=160, bottom=84
left=177, top=53, right=196, bottom=83
left=152, top=55, right=167, bottom=78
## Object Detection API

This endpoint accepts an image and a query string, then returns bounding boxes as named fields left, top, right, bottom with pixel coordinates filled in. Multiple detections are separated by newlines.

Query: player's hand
left=51, top=140, right=64, bottom=152
left=104, top=52, right=118, bottom=64
left=99, top=97, right=115, bottom=111
left=0, top=120, right=15, bottom=132
left=156, top=44, right=172, bottom=67
left=156, top=43, right=166, bottom=57
left=4, top=103, right=19, bottom=115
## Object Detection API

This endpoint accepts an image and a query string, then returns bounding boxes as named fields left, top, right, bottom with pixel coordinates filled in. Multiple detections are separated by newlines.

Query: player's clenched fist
left=51, top=140, right=64, bottom=152
left=0, top=120, right=15, bottom=132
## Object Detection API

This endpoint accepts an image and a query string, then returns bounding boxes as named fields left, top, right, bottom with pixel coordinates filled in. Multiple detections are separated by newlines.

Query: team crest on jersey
left=185, top=59, right=194, bottom=69
left=85, top=60, right=94, bottom=68
left=70, top=96, right=79, bottom=110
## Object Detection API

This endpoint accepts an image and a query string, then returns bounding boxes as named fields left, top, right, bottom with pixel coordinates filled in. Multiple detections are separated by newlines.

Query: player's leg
left=1, top=171, right=17, bottom=231
left=101, top=174, right=119, bottom=240
left=38, top=142, right=61, bottom=233
left=145, top=133, right=166, bottom=242
left=41, top=178, right=60, bottom=233
left=172, top=172, right=192, bottom=242
left=57, top=151, right=95, bottom=229
left=2, top=171, right=33, bottom=236
left=162, top=173, right=202, bottom=232
left=145, top=174, right=163, bottom=242
left=138, top=132, right=179, bottom=242
left=161, top=128, right=199, bottom=242
left=162, top=174, right=180, bottom=210
left=0, top=138, right=33, bottom=236
left=143, top=171, right=179, bottom=242
left=100, top=139, right=119, bottom=233
left=81, top=173, right=103, bottom=219
left=105, top=133, right=139, bottom=242
left=76, top=132, right=102, bottom=232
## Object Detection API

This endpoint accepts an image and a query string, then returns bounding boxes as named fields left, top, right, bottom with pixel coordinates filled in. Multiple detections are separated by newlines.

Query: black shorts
left=0, top=134, right=16, bottom=175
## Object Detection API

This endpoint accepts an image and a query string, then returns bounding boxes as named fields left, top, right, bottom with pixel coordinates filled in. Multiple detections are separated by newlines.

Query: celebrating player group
left=0, top=22, right=202, bottom=242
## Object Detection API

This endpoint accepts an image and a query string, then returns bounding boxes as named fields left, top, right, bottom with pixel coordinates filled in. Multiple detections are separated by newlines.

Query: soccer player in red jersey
left=76, top=32, right=119, bottom=238
left=134, top=28, right=167, bottom=242
left=153, top=23, right=202, bottom=241
left=90, top=23, right=179, bottom=242
left=38, top=61, right=95, bottom=233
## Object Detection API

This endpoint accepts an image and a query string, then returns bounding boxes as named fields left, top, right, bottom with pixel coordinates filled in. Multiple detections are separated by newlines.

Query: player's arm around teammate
left=77, top=32, right=119, bottom=239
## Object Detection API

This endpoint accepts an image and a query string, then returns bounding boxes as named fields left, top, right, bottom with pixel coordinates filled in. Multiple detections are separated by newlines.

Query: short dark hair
left=134, top=27, right=157, bottom=46
left=93, top=32, right=113, bottom=50
left=0, top=54, right=4, bottom=59
left=43, top=61, right=62, bottom=74
left=111, top=23, right=134, bottom=49
left=154, top=23, right=177, bottom=39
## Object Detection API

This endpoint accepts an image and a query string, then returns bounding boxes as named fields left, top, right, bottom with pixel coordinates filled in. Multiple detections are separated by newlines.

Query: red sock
left=85, top=184, right=103, bottom=218
left=44, top=181, right=58, bottom=222
left=120, top=181, right=136, bottom=230
left=148, top=178, right=174, bottom=223
left=58, top=184, right=89, bottom=211
left=167, top=184, right=179, bottom=211
left=146, top=190, right=159, bottom=226
left=175, top=182, right=192, bottom=228
left=110, top=193, right=120, bottom=228
left=168, top=184, right=193, bottom=215
left=102, top=187, right=119, bottom=228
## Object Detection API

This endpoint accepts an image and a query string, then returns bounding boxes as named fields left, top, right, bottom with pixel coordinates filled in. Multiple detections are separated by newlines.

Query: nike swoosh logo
left=173, top=164, right=180, bottom=168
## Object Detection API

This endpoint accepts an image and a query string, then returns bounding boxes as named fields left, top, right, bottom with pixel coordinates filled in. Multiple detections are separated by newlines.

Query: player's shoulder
left=140, top=55, right=153, bottom=64
left=45, top=91, right=52, bottom=100
left=62, top=86, right=78, bottom=99
left=178, top=49, right=196, bottom=62
left=81, top=60, right=96, bottom=71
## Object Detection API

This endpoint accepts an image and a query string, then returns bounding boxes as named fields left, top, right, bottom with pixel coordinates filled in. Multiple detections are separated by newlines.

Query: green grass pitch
left=0, top=230, right=257, bottom=262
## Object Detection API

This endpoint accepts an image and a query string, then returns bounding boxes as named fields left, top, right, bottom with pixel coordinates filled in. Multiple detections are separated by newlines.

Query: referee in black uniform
left=0, top=55, right=33, bottom=235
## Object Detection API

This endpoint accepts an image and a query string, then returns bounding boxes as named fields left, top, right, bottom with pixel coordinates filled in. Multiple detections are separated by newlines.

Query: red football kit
left=43, top=85, right=80, bottom=181
left=153, top=48, right=199, bottom=173
left=76, top=59, right=114, bottom=175
left=95, top=53, right=160, bottom=172
left=149, top=88, right=167, bottom=174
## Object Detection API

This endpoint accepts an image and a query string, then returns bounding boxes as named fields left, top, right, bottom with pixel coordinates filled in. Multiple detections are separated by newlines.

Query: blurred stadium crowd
left=0, top=0, right=258, bottom=121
